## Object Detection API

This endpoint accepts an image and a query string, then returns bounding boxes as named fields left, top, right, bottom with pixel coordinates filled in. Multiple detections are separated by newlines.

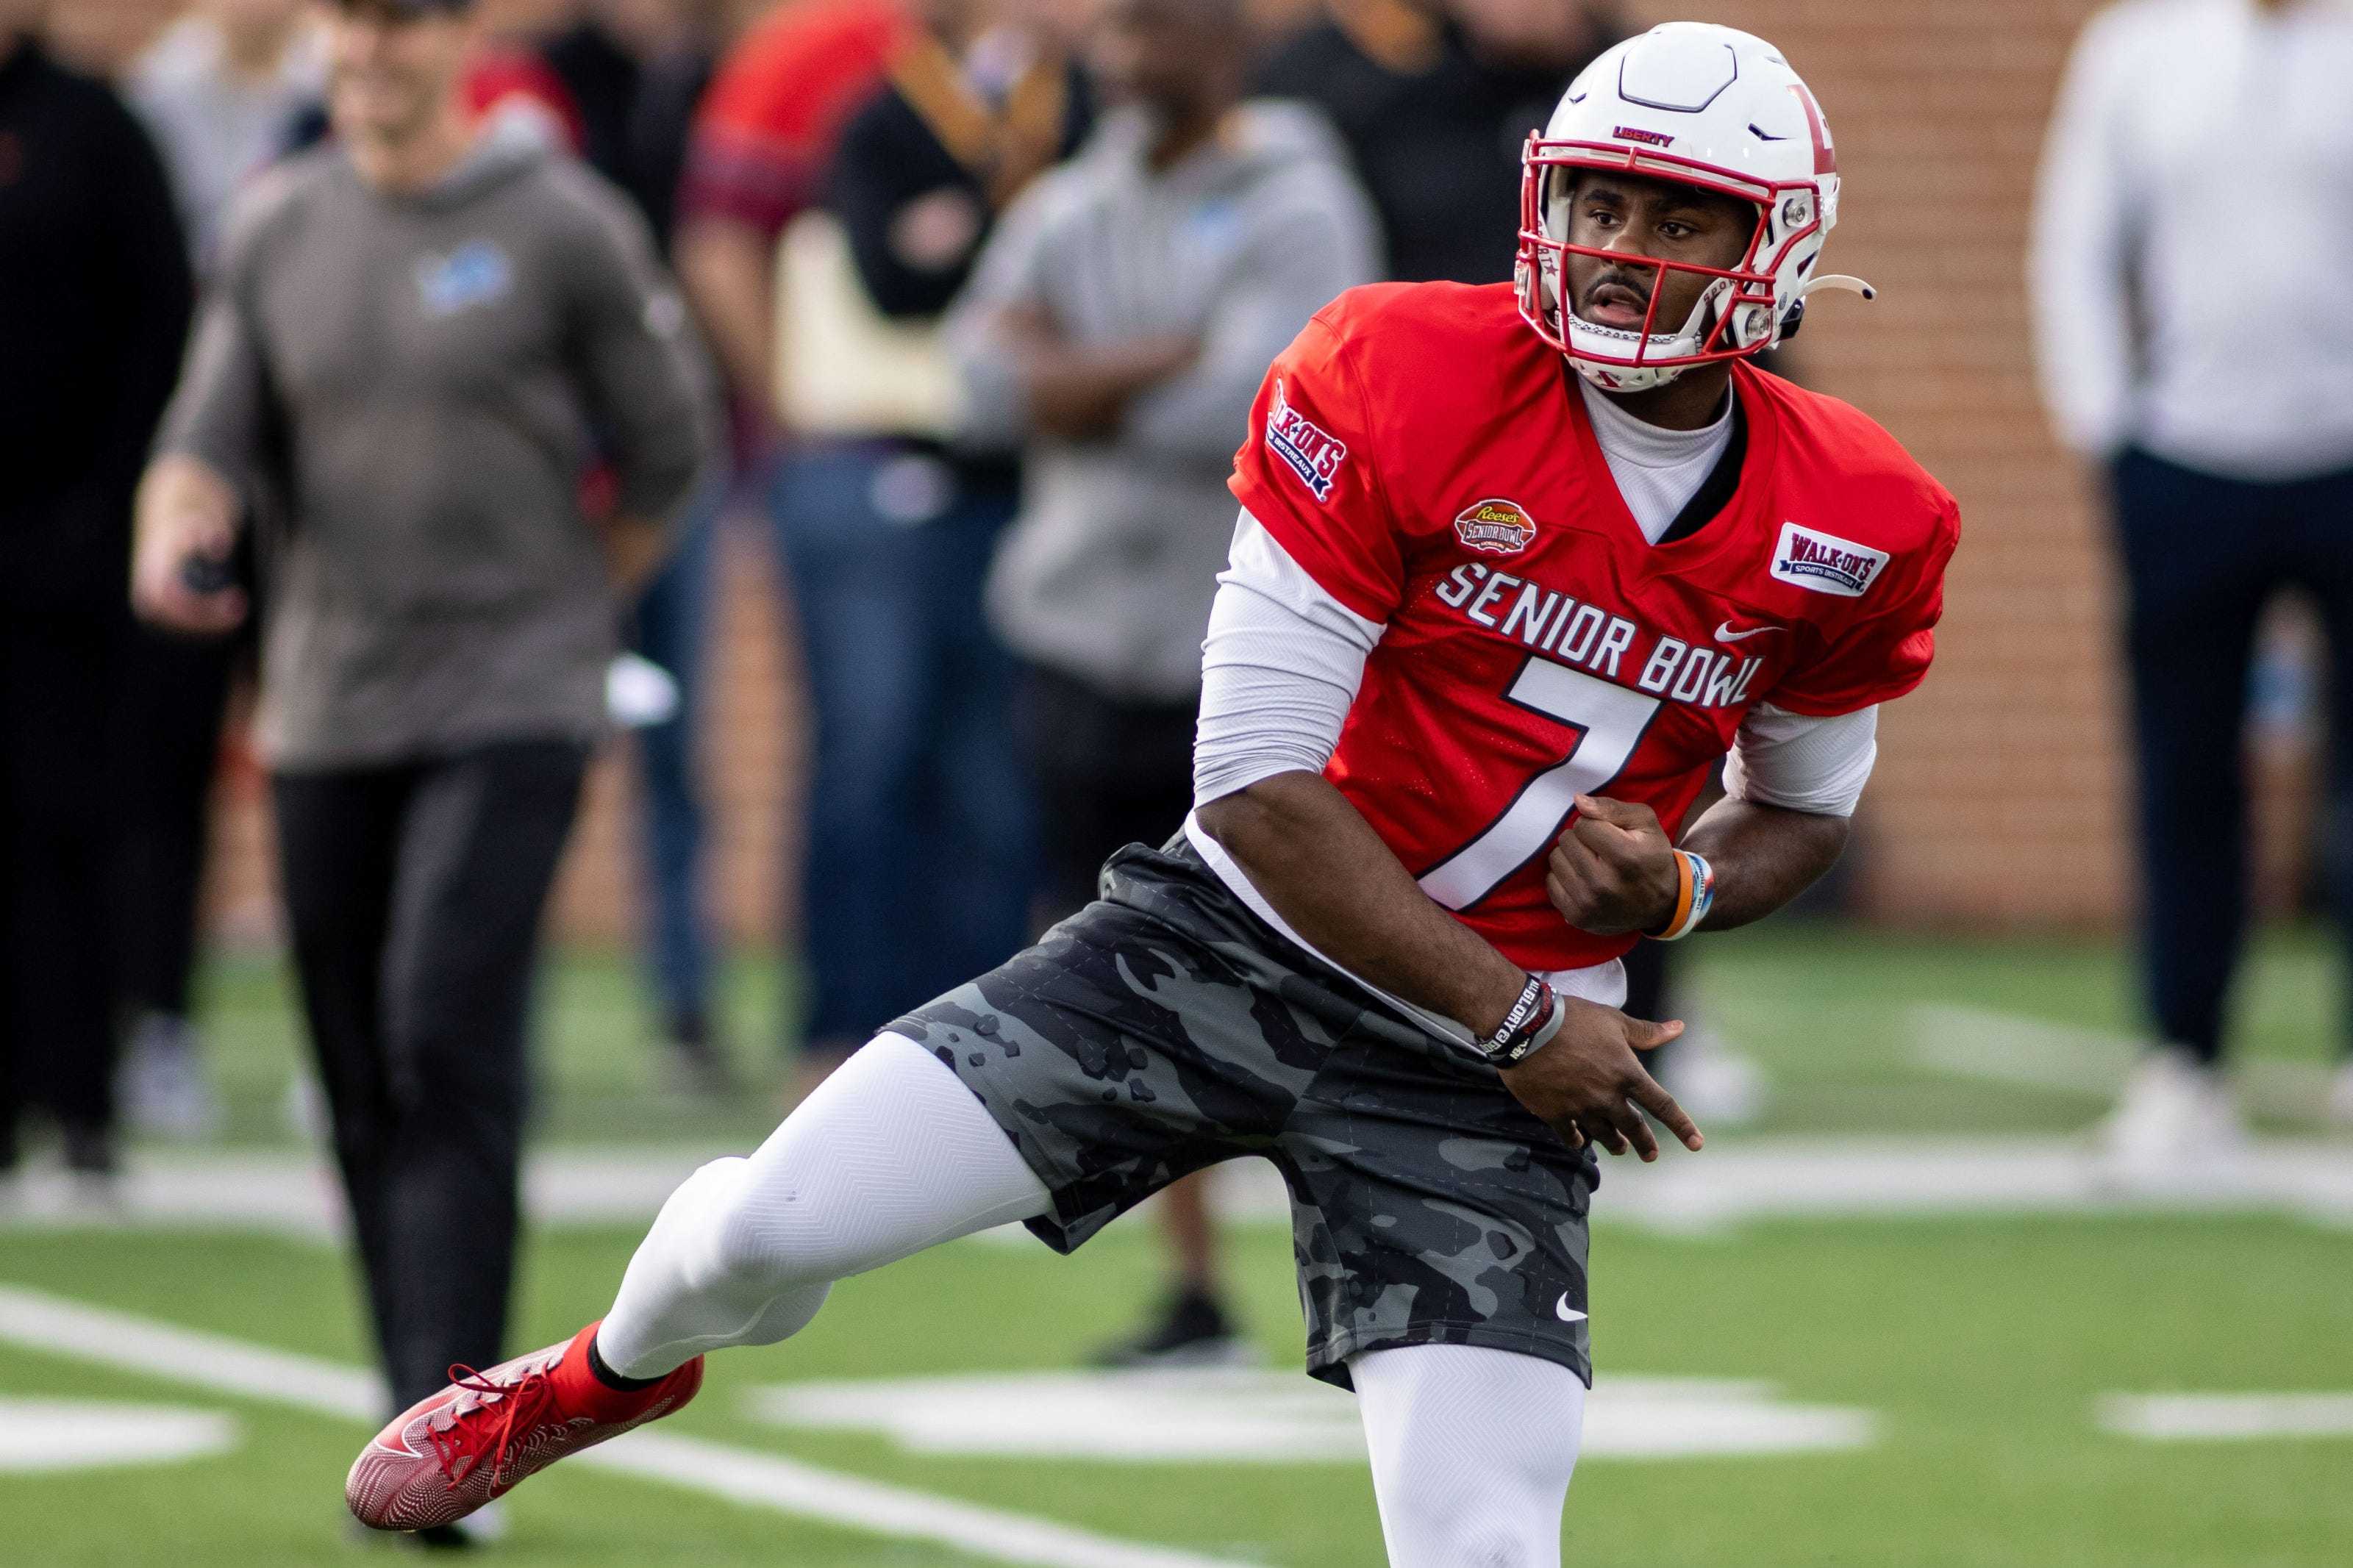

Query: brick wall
left=52, top=0, right=2130, bottom=941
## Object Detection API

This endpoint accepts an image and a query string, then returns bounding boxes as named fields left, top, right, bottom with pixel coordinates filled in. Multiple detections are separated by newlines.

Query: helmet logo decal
left=1611, top=125, right=1674, bottom=148
left=1454, top=499, right=1540, bottom=555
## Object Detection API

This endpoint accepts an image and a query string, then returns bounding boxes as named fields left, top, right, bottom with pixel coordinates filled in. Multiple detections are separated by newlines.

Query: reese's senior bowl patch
left=1770, top=521, right=1888, bottom=597
left=1453, top=498, right=1538, bottom=555
left=1265, top=379, right=1346, bottom=501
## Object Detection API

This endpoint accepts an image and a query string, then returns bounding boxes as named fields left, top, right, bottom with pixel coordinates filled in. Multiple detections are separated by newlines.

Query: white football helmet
left=1515, top=22, right=1874, bottom=392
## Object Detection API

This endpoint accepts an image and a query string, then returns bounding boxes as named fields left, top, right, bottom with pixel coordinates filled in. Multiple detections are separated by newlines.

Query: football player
left=346, top=22, right=1957, bottom=1563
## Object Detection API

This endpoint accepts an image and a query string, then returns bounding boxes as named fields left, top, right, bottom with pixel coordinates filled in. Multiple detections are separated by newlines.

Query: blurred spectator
left=132, top=0, right=710, bottom=1501
left=670, top=0, right=1048, bottom=1086
left=672, top=0, right=909, bottom=432
left=671, top=0, right=904, bottom=1085
left=760, top=0, right=1090, bottom=1078
left=129, top=0, right=326, bottom=271
left=542, top=0, right=719, bottom=245
left=523, top=0, right=740, bottom=1090
left=1256, top=0, right=1615, bottom=285
left=2031, top=0, right=2353, bottom=1167
left=0, top=1, right=193, bottom=1181
left=949, top=0, right=1376, bottom=1357
left=112, top=0, right=328, bottom=1142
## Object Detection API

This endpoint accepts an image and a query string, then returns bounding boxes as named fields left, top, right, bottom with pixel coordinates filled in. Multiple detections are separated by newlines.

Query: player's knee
left=1387, top=1484, right=1552, bottom=1568
left=706, top=1199, right=795, bottom=1293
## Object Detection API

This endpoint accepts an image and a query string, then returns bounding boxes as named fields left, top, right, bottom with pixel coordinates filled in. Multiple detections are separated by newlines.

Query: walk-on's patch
left=0, top=1284, right=1257, bottom=1568
left=2099, top=1392, right=2353, bottom=1442
left=0, top=1397, right=238, bottom=1472
left=749, top=1367, right=1874, bottom=1461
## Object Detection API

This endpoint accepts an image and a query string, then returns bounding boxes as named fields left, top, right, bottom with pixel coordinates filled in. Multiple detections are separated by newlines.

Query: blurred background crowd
left=4, top=0, right=2352, bottom=1414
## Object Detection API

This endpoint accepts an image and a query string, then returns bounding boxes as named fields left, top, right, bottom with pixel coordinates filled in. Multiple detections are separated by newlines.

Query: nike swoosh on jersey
left=1715, top=620, right=1783, bottom=642
left=1555, top=1294, right=1588, bottom=1322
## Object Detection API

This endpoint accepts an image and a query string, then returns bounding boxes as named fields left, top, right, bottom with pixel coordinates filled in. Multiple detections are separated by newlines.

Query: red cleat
left=346, top=1320, right=701, bottom=1533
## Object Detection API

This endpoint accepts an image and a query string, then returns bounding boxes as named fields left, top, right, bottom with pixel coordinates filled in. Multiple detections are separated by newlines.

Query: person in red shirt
left=346, top=21, right=1957, bottom=1562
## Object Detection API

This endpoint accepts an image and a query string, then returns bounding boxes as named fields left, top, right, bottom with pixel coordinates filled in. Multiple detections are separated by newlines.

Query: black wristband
left=1474, top=974, right=1563, bottom=1067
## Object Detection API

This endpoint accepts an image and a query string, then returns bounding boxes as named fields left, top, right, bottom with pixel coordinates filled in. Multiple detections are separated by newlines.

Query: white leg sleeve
left=1351, top=1345, right=1587, bottom=1568
left=596, top=1031, right=1052, bottom=1378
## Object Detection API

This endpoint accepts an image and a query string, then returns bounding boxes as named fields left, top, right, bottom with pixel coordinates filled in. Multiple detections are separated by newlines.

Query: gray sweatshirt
left=951, top=101, right=1379, bottom=702
left=160, top=133, right=714, bottom=769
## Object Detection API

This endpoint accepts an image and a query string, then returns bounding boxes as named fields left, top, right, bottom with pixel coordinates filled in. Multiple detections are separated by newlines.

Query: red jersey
left=681, top=0, right=912, bottom=235
left=1229, top=282, right=1960, bottom=974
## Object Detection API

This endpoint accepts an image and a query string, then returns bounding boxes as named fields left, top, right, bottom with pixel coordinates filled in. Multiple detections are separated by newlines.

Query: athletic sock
left=585, top=1332, right=664, bottom=1393
left=549, top=1320, right=671, bottom=1420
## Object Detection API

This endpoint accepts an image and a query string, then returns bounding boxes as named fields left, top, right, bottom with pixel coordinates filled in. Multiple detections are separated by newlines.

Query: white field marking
left=13, top=1135, right=2353, bottom=1245
left=0, top=1284, right=1260, bottom=1568
left=1590, top=1134, right=2353, bottom=1234
left=0, top=1146, right=735, bottom=1242
left=2098, top=1392, right=2353, bottom=1442
left=1910, top=1003, right=2347, bottom=1123
left=0, top=1398, right=238, bottom=1472
left=748, top=1367, right=1875, bottom=1463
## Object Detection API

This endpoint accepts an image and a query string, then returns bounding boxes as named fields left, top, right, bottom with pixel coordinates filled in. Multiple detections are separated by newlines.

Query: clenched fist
left=1546, top=793, right=1679, bottom=935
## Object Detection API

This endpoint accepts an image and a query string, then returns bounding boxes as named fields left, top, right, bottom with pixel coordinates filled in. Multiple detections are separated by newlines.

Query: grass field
left=3, top=924, right=2351, bottom=1566
left=174, top=918, right=2353, bottom=1147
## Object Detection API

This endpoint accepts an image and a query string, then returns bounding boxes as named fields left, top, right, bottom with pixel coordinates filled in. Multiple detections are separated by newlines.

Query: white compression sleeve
left=1352, top=1344, right=1587, bottom=1568
left=1193, top=510, right=1384, bottom=809
left=1721, top=701, right=1879, bottom=817
left=596, top=1033, right=1051, bottom=1378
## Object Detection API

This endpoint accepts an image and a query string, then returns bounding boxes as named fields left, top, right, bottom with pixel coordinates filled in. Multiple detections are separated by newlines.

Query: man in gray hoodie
left=131, top=0, right=710, bottom=1505
left=948, top=0, right=1377, bottom=1361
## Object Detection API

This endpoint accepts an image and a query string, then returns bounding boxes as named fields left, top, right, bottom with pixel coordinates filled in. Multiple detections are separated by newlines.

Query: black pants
left=2115, top=447, right=2353, bottom=1063
left=273, top=739, right=587, bottom=1408
left=1014, top=664, right=1199, bottom=928
left=0, top=603, right=123, bottom=1163
left=113, top=623, right=238, bottom=1019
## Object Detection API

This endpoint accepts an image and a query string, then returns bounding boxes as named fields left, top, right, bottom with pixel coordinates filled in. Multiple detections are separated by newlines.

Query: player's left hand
left=1496, top=997, right=1702, bottom=1161
left=1546, top=794, right=1680, bottom=935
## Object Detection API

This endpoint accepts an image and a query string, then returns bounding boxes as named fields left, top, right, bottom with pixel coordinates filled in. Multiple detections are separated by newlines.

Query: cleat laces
left=426, top=1363, right=566, bottom=1493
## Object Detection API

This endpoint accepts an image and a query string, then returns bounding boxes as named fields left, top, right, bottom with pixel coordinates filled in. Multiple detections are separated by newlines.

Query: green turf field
left=172, top=917, right=2353, bottom=1148
left=3, top=925, right=2349, bottom=1565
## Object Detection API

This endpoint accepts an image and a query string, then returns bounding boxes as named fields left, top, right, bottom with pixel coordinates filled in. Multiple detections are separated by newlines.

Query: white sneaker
left=2098, top=1048, right=2246, bottom=1189
left=117, top=1013, right=222, bottom=1140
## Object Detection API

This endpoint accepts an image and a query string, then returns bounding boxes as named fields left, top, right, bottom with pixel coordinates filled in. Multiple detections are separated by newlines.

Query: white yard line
left=0, top=1146, right=733, bottom=1243
left=9, top=1132, right=2353, bottom=1244
left=0, top=1284, right=1262, bottom=1568
left=2097, top=1391, right=2353, bottom=1442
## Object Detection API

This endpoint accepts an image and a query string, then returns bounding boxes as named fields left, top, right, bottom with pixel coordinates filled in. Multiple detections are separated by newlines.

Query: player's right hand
left=1496, top=998, right=1703, bottom=1161
left=132, top=455, right=247, bottom=636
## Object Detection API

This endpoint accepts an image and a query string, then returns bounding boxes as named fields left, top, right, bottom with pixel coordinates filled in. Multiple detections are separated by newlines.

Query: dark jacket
left=541, top=21, right=715, bottom=256
left=826, top=62, right=1090, bottom=323
left=0, top=37, right=192, bottom=606
left=1256, top=17, right=1613, bottom=286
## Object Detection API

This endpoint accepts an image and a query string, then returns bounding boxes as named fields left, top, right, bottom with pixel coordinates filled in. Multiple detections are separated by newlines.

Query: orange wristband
left=1650, top=848, right=1696, bottom=939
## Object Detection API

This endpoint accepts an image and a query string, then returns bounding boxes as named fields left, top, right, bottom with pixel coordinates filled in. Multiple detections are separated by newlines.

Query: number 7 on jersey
left=1416, top=659, right=1663, bottom=912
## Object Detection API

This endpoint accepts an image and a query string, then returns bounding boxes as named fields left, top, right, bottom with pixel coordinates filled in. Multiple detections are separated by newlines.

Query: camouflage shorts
left=888, top=837, right=1599, bottom=1389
